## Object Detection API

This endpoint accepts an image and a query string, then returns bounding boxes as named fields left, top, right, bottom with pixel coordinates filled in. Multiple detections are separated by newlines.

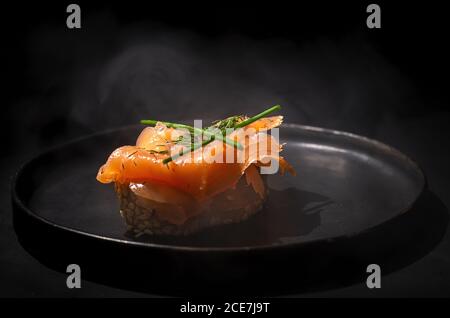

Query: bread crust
left=115, top=177, right=266, bottom=236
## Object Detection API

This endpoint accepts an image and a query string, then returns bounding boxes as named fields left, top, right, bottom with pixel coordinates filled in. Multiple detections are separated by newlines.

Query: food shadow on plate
left=130, top=187, right=331, bottom=247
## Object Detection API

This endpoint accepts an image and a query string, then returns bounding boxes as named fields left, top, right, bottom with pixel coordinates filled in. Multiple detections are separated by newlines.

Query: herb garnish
left=140, top=104, right=281, bottom=164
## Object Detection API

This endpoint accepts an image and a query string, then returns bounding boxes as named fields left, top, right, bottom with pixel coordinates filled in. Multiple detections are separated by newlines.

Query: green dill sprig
left=211, top=115, right=246, bottom=130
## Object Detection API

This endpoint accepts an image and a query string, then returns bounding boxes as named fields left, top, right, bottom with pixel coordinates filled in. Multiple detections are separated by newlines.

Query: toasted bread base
left=115, top=177, right=266, bottom=236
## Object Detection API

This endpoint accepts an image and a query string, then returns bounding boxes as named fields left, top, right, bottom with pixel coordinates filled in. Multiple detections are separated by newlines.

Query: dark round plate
left=13, top=124, right=438, bottom=295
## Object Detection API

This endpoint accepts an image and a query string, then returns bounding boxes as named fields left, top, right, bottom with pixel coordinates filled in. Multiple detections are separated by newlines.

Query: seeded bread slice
left=115, top=177, right=266, bottom=236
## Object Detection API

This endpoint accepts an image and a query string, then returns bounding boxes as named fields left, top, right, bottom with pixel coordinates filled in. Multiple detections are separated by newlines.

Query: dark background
left=1, top=1, right=449, bottom=297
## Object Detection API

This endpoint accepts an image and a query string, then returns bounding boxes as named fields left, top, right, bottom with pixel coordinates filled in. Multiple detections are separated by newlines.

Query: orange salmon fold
left=97, top=116, right=294, bottom=202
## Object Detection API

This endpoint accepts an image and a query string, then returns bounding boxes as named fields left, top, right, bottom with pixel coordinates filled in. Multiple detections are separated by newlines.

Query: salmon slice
left=96, top=116, right=294, bottom=202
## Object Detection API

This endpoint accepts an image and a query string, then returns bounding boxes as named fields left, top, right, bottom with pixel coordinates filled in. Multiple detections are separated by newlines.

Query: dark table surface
left=1, top=111, right=449, bottom=298
left=1, top=1, right=449, bottom=298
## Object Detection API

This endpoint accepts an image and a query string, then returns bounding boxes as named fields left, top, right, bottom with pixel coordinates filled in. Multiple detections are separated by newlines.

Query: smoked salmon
left=97, top=105, right=295, bottom=236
